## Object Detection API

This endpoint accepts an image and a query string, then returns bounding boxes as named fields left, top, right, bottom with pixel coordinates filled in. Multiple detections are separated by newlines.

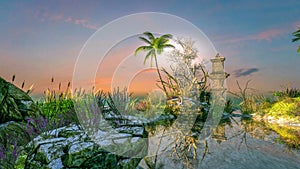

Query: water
left=139, top=113, right=300, bottom=169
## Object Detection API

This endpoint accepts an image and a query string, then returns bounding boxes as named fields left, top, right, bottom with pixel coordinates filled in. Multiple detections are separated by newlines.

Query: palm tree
left=135, top=32, right=175, bottom=97
left=292, top=28, right=300, bottom=53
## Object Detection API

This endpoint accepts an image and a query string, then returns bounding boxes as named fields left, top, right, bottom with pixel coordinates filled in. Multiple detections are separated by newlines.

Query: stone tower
left=209, top=53, right=229, bottom=92
left=201, top=53, right=229, bottom=139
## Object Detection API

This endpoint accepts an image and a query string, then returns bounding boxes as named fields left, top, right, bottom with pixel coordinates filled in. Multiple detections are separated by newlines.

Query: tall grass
left=37, top=78, right=79, bottom=125
left=228, top=80, right=273, bottom=115
left=106, top=87, right=136, bottom=116
left=274, top=86, right=300, bottom=99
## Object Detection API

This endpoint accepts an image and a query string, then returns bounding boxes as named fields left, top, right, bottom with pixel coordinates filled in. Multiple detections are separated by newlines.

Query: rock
left=0, top=121, right=30, bottom=143
left=0, top=121, right=30, bottom=168
left=116, top=126, right=146, bottom=137
left=15, top=124, right=147, bottom=169
left=0, top=77, right=40, bottom=124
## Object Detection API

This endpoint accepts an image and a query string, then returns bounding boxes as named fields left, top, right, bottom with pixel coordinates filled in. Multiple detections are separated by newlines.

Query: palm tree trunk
left=154, top=55, right=168, bottom=98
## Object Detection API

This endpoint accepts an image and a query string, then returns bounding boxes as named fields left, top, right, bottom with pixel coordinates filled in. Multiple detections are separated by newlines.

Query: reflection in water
left=137, top=53, right=300, bottom=168
left=140, top=112, right=300, bottom=169
left=212, top=123, right=227, bottom=144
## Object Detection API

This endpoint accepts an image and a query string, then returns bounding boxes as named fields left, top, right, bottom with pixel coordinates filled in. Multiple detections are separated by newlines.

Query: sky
left=1, top=0, right=300, bottom=96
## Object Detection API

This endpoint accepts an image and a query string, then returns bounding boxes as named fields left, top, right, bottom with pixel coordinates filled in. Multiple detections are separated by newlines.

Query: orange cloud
left=128, top=70, right=160, bottom=95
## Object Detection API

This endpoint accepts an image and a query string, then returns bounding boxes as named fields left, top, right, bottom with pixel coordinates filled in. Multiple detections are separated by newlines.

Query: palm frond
left=143, top=51, right=152, bottom=65
left=139, top=36, right=152, bottom=45
left=292, top=29, right=300, bottom=35
left=157, top=38, right=169, bottom=46
left=157, top=48, right=163, bottom=54
left=160, top=34, right=173, bottom=40
left=150, top=50, right=156, bottom=66
left=134, top=46, right=152, bottom=56
left=164, top=44, right=175, bottom=49
left=158, top=35, right=171, bottom=43
left=292, top=37, right=300, bottom=42
left=156, top=43, right=175, bottom=54
left=143, top=31, right=155, bottom=41
left=143, top=50, right=155, bottom=66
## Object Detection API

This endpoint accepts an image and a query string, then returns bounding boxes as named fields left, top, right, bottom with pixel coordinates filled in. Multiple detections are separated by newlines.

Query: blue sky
left=0, top=0, right=300, bottom=95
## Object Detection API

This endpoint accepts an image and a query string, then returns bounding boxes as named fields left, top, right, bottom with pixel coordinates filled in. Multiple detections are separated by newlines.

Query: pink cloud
left=226, top=28, right=287, bottom=43
left=74, top=19, right=87, bottom=25
left=251, top=29, right=286, bottom=41
left=64, top=17, right=72, bottom=23
left=73, top=19, right=98, bottom=30
left=293, top=21, right=300, bottom=28
left=50, top=14, right=63, bottom=21
left=34, top=10, right=98, bottom=30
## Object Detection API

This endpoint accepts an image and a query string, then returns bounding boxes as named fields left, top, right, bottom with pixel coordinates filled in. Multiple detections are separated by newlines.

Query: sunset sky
left=1, top=0, right=300, bottom=96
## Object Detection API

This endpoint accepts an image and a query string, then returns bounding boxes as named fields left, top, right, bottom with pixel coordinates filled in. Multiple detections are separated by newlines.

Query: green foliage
left=266, top=123, right=299, bottom=148
left=135, top=31, right=175, bottom=97
left=95, top=90, right=107, bottom=110
left=0, top=122, right=30, bottom=169
left=37, top=80, right=78, bottom=124
left=292, top=28, right=300, bottom=53
left=136, top=92, right=166, bottom=118
left=224, top=99, right=235, bottom=114
left=274, top=87, right=300, bottom=99
left=39, top=98, right=74, bottom=118
left=229, top=80, right=257, bottom=114
left=135, top=32, right=175, bottom=66
left=228, top=80, right=276, bottom=116
left=266, top=97, right=300, bottom=122
left=107, top=87, right=136, bottom=116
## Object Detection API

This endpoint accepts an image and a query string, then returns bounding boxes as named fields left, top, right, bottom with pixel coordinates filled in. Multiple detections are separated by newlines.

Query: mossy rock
left=0, top=77, right=40, bottom=124
left=15, top=124, right=145, bottom=169
left=0, top=121, right=30, bottom=143
left=0, top=121, right=30, bottom=168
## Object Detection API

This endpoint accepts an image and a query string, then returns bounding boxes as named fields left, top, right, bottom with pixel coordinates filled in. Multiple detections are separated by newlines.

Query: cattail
left=51, top=77, right=54, bottom=83
left=12, top=74, right=15, bottom=83
left=21, top=80, right=25, bottom=88
left=67, top=82, right=70, bottom=88
left=59, top=82, right=61, bottom=91
left=27, top=84, right=34, bottom=93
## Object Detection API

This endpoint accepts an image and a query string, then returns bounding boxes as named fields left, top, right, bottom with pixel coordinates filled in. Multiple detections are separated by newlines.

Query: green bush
left=274, top=87, right=300, bottom=99
left=266, top=97, right=300, bottom=122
